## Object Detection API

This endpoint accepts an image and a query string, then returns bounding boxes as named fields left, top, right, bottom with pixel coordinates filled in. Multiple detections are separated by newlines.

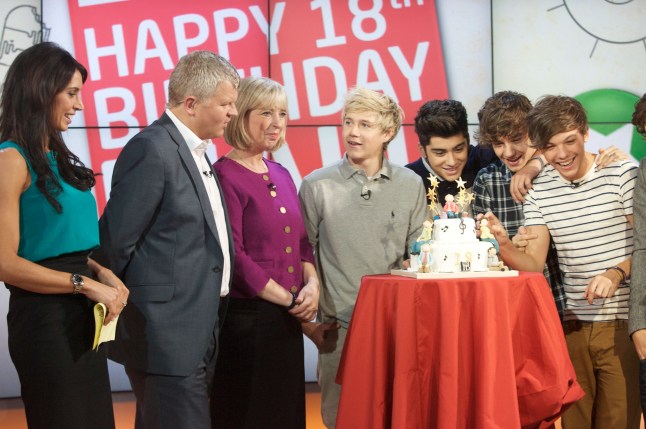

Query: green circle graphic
left=575, top=89, right=643, bottom=161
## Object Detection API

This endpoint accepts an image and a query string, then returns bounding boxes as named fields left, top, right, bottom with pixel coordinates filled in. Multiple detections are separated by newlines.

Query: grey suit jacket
left=99, top=113, right=234, bottom=376
left=630, top=158, right=646, bottom=335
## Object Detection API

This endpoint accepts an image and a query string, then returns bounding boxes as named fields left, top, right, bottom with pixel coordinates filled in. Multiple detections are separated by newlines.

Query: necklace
left=232, top=151, right=267, bottom=174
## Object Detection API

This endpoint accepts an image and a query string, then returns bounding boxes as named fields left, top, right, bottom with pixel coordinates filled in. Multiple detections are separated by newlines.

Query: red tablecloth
left=336, top=272, right=584, bottom=429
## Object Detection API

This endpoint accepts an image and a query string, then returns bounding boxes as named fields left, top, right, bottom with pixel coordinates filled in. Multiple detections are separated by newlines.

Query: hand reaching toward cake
left=483, top=212, right=511, bottom=246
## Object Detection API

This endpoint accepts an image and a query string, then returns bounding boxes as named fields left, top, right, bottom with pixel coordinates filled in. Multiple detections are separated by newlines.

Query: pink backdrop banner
left=67, top=0, right=447, bottom=210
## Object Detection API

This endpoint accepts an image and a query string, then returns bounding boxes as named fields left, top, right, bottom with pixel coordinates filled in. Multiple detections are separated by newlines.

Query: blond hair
left=223, top=76, right=288, bottom=151
left=342, top=87, right=403, bottom=149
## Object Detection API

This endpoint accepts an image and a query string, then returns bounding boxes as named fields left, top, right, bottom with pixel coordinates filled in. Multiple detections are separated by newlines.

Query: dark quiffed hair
left=475, top=91, right=532, bottom=147
left=633, top=93, right=646, bottom=136
left=0, top=42, right=95, bottom=212
left=414, top=99, right=469, bottom=148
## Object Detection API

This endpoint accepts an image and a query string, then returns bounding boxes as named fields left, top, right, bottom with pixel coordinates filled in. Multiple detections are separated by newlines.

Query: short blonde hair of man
left=167, top=50, right=239, bottom=107
left=224, top=76, right=288, bottom=152
left=342, top=87, right=403, bottom=150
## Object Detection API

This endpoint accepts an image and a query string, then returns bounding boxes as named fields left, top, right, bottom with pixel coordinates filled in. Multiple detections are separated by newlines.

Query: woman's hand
left=289, top=278, right=319, bottom=322
left=87, top=258, right=129, bottom=324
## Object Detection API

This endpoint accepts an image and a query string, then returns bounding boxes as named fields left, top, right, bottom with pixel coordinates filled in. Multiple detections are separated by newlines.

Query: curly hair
left=0, top=42, right=94, bottom=212
left=633, top=93, right=646, bottom=137
left=475, top=91, right=532, bottom=147
left=414, top=99, right=469, bottom=148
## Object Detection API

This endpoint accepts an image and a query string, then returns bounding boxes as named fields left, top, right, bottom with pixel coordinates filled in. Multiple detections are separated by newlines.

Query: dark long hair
left=0, top=42, right=95, bottom=212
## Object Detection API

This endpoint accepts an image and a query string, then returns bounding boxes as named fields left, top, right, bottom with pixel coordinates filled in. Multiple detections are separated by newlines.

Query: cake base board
left=390, top=269, right=519, bottom=279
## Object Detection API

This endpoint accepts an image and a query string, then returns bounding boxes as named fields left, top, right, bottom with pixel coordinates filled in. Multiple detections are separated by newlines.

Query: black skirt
left=6, top=251, right=115, bottom=429
left=211, top=297, right=305, bottom=429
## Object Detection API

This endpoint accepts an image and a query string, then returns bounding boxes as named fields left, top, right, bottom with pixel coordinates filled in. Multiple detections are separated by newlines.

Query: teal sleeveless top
left=0, top=141, right=99, bottom=262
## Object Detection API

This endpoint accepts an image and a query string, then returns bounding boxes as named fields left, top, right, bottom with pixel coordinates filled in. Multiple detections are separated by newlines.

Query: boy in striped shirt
left=487, top=95, right=640, bottom=428
left=473, top=91, right=627, bottom=320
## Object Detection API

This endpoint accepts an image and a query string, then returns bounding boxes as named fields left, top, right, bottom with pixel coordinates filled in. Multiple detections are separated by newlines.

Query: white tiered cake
left=428, top=217, right=493, bottom=273
left=392, top=175, right=517, bottom=278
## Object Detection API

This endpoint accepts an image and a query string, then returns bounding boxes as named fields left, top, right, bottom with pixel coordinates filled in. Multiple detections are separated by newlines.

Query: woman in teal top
left=0, top=42, right=129, bottom=429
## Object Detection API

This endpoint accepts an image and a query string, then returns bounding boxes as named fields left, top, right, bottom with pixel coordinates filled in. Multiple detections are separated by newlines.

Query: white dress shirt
left=166, top=109, right=230, bottom=296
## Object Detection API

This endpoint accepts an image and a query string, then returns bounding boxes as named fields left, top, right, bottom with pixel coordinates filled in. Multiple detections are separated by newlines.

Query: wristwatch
left=71, top=273, right=84, bottom=294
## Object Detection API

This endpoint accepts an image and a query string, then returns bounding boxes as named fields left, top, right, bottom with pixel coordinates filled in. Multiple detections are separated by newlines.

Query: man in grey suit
left=629, top=92, right=646, bottom=415
left=99, top=51, right=239, bottom=428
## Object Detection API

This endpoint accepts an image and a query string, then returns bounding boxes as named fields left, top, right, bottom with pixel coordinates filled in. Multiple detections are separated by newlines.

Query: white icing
left=429, top=241, right=493, bottom=273
left=432, top=218, right=477, bottom=243
left=420, top=218, right=494, bottom=273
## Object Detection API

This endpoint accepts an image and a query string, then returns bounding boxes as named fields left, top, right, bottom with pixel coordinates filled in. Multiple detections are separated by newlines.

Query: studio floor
left=1, top=385, right=644, bottom=428
left=0, top=383, right=326, bottom=429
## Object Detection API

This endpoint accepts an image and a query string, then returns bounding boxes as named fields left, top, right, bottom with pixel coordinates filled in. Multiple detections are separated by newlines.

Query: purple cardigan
left=214, top=156, right=314, bottom=299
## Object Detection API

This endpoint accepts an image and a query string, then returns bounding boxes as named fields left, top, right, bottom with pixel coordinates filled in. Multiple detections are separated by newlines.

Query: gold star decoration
left=455, top=189, right=468, bottom=209
left=427, top=174, right=440, bottom=188
left=426, top=174, right=441, bottom=216
left=454, top=176, right=475, bottom=212
left=465, top=192, right=475, bottom=205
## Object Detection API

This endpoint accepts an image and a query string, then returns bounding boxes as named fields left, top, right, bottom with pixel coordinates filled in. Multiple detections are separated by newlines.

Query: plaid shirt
left=472, top=161, right=565, bottom=318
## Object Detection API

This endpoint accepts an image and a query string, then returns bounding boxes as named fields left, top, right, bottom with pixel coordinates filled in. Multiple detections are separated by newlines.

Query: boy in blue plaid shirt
left=472, top=91, right=565, bottom=317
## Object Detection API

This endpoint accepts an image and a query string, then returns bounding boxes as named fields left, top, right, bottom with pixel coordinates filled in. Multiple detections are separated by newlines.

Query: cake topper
left=418, top=243, right=432, bottom=273
left=479, top=218, right=500, bottom=253
left=487, top=246, right=509, bottom=271
left=426, top=174, right=473, bottom=218
left=443, top=194, right=459, bottom=218
left=488, top=246, right=500, bottom=266
left=410, top=220, right=433, bottom=255
left=479, top=218, right=494, bottom=239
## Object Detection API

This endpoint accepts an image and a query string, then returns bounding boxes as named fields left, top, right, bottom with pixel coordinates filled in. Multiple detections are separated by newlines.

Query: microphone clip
left=360, top=185, right=371, bottom=200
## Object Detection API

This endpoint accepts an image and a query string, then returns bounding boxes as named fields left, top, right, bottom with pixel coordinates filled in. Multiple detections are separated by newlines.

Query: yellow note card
left=93, top=303, right=119, bottom=351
